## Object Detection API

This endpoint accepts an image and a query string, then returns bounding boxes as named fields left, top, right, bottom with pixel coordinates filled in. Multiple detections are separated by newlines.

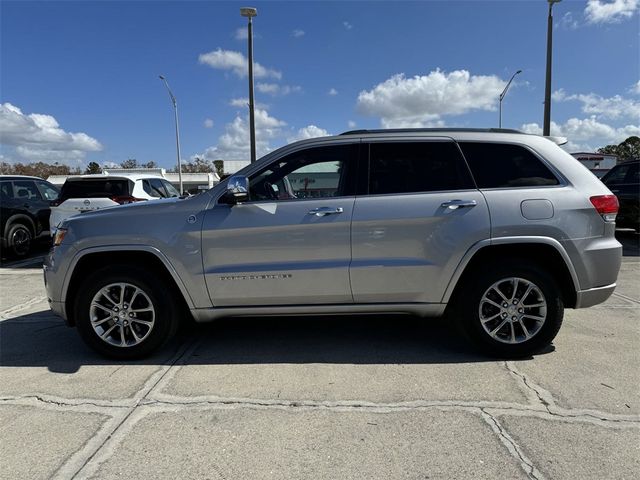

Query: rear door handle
left=308, top=207, right=344, bottom=216
left=441, top=199, right=477, bottom=210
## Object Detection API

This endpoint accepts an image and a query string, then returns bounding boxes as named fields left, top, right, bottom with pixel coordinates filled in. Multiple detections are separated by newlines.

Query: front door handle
left=441, top=199, right=477, bottom=210
left=308, top=207, right=344, bottom=217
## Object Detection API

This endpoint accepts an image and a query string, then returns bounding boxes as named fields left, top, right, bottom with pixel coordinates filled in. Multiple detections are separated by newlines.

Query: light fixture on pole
left=543, top=0, right=562, bottom=136
left=499, top=70, right=522, bottom=128
left=159, top=75, right=183, bottom=194
left=240, top=6, right=258, bottom=163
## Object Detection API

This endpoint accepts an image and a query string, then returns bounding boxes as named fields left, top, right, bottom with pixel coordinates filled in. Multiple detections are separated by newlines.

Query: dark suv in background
left=601, top=160, right=639, bottom=232
left=1, top=175, right=59, bottom=256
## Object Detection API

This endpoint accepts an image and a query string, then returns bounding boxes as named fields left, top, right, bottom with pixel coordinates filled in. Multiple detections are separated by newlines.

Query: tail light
left=590, top=195, right=618, bottom=222
left=111, top=195, right=147, bottom=205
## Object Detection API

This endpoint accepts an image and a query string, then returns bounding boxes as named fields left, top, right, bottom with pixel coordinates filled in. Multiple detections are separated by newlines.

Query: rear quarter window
left=459, top=142, right=560, bottom=188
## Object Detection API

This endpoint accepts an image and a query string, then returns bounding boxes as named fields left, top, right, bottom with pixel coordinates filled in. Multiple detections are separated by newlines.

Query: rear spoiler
left=544, top=135, right=568, bottom=146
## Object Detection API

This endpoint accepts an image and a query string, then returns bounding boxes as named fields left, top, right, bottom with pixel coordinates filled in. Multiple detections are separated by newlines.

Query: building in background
left=48, top=168, right=219, bottom=194
left=222, top=160, right=251, bottom=175
left=570, top=152, right=618, bottom=179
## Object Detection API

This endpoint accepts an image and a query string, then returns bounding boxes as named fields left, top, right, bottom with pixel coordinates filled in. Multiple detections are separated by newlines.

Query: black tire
left=7, top=223, right=32, bottom=257
left=74, top=265, right=179, bottom=359
left=453, top=261, right=563, bottom=358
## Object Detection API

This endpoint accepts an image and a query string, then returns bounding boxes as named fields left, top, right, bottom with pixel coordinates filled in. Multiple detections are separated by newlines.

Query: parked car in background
left=50, top=174, right=180, bottom=233
left=45, top=129, right=622, bottom=360
left=1, top=175, right=60, bottom=256
left=601, top=160, right=639, bottom=232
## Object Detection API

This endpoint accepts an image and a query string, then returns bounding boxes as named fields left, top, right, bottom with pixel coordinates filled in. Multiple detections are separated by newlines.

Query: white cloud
left=292, top=29, right=305, bottom=38
left=553, top=90, right=640, bottom=120
left=229, top=98, right=249, bottom=108
left=630, top=80, right=640, bottom=95
left=347, top=120, right=357, bottom=129
left=199, top=48, right=282, bottom=80
left=0, top=102, right=102, bottom=164
left=521, top=116, right=640, bottom=151
left=204, top=118, right=214, bottom=128
left=195, top=108, right=286, bottom=160
left=234, top=27, right=248, bottom=41
left=357, top=69, right=505, bottom=128
left=343, top=21, right=353, bottom=30
left=585, top=0, right=639, bottom=24
left=558, top=12, right=580, bottom=29
left=228, top=98, right=267, bottom=109
left=256, top=83, right=301, bottom=96
left=287, top=125, right=330, bottom=143
left=328, top=88, right=338, bottom=96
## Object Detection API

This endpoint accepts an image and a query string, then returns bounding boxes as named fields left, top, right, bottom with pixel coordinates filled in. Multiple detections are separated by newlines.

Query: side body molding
left=61, top=245, right=196, bottom=309
left=441, top=236, right=581, bottom=303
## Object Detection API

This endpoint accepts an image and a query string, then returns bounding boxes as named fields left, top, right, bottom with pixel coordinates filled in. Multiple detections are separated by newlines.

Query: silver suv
left=44, top=129, right=622, bottom=359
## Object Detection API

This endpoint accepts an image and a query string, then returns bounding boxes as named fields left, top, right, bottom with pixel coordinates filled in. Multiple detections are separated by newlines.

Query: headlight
left=53, top=228, right=68, bottom=246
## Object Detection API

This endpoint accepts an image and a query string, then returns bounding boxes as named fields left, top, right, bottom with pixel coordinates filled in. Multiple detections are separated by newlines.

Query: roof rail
left=339, top=128, right=522, bottom=136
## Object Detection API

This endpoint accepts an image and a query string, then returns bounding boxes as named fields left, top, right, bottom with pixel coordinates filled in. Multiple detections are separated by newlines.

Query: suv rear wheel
left=454, top=261, right=564, bottom=357
left=74, top=265, right=179, bottom=359
left=7, top=223, right=32, bottom=257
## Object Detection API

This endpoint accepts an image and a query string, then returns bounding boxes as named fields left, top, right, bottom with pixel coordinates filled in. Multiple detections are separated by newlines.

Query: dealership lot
left=1, top=235, right=638, bottom=479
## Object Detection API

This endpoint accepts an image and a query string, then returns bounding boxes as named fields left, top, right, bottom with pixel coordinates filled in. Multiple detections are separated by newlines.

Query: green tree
left=142, top=161, right=157, bottom=168
left=85, top=162, right=102, bottom=174
left=597, top=136, right=640, bottom=164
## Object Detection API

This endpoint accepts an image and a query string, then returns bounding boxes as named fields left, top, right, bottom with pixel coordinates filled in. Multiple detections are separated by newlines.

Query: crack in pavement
left=612, top=292, right=640, bottom=305
left=502, top=361, right=639, bottom=425
left=481, top=409, right=546, bottom=480
left=52, top=339, right=201, bottom=480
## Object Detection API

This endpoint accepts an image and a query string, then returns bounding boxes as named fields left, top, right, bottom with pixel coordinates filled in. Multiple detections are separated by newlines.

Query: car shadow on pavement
left=0, top=311, right=552, bottom=373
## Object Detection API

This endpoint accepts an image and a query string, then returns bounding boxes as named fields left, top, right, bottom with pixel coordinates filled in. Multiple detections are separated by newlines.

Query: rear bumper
left=574, top=283, right=616, bottom=308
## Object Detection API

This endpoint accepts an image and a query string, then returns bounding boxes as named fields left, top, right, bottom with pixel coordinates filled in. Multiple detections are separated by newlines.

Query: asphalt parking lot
left=1, top=232, right=638, bottom=479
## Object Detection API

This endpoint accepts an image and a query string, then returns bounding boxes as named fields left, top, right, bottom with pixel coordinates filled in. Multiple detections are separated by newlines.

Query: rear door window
left=459, top=142, right=560, bottom=188
left=13, top=180, right=43, bottom=200
left=59, top=179, right=132, bottom=201
left=367, top=141, right=475, bottom=195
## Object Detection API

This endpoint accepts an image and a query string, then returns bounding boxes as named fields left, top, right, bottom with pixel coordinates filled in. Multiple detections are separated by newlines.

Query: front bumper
left=574, top=283, right=616, bottom=308
left=43, top=244, right=75, bottom=325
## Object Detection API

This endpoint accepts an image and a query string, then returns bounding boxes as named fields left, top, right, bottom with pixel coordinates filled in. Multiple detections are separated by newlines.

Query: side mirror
left=224, top=175, right=249, bottom=203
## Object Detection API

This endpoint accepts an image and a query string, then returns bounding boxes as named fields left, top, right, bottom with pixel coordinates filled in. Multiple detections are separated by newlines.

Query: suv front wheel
left=455, top=262, right=564, bottom=357
left=74, top=266, right=179, bottom=359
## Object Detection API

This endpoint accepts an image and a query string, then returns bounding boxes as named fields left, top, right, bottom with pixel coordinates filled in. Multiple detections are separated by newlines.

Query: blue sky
left=1, top=0, right=638, bottom=169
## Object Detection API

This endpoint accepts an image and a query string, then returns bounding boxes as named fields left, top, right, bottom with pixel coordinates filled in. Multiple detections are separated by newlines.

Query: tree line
left=1, top=157, right=225, bottom=178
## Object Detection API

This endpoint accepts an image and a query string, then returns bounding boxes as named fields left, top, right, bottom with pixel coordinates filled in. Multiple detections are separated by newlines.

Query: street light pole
left=499, top=70, right=522, bottom=128
left=543, top=0, right=562, bottom=136
left=159, top=75, right=183, bottom=194
left=241, top=7, right=258, bottom=163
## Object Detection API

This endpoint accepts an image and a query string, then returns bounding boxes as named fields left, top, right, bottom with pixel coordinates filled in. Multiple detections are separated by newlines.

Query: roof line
left=339, top=128, right=522, bottom=136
